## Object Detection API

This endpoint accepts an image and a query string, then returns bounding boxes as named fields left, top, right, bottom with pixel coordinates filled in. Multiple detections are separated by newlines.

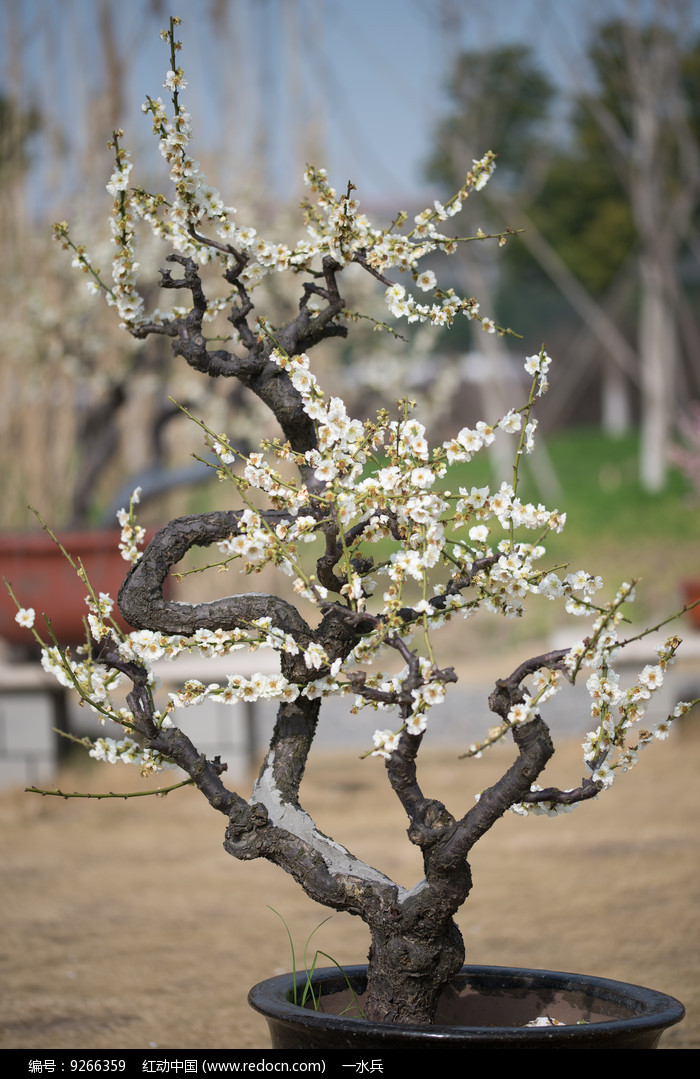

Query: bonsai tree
left=11, top=17, right=697, bottom=1027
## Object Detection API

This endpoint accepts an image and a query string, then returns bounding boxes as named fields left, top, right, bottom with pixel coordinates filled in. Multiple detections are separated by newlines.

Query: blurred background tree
left=427, top=8, right=700, bottom=491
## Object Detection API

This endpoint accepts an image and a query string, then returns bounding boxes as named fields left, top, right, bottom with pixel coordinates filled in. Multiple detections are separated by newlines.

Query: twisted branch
left=118, top=510, right=314, bottom=646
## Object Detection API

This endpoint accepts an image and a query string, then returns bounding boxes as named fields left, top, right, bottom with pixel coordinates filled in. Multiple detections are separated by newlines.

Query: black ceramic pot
left=248, top=963, right=685, bottom=1049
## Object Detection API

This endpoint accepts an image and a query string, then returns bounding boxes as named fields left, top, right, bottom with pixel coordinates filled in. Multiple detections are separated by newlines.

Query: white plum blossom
left=304, top=643, right=329, bottom=670
left=15, top=607, right=35, bottom=629
left=472, top=153, right=496, bottom=190
left=523, top=420, right=538, bottom=453
left=498, top=410, right=522, bottom=434
left=415, top=270, right=436, bottom=291
left=639, top=664, right=664, bottom=692
left=371, top=730, right=402, bottom=759
left=468, top=525, right=490, bottom=544
left=507, top=701, right=534, bottom=725
left=411, top=466, right=435, bottom=489
left=405, top=711, right=429, bottom=735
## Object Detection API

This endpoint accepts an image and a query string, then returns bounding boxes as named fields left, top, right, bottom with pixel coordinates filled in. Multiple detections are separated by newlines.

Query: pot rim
left=248, top=963, right=685, bottom=1042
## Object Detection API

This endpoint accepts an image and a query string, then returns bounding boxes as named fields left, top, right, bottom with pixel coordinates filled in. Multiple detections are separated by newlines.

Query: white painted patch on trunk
left=253, top=755, right=408, bottom=899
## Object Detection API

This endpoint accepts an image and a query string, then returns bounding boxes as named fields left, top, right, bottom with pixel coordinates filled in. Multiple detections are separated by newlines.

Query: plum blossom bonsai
left=10, top=16, right=698, bottom=1027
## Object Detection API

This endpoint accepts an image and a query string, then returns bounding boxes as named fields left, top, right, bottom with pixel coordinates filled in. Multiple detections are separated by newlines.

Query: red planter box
left=1, top=530, right=139, bottom=646
left=682, top=581, right=700, bottom=632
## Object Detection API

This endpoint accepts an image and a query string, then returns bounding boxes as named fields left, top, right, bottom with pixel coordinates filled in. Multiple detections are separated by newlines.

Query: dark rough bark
left=119, top=510, right=313, bottom=645
left=365, top=917, right=466, bottom=1024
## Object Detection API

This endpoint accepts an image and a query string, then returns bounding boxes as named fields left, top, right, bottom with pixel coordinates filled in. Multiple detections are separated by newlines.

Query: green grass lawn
left=523, top=428, right=699, bottom=543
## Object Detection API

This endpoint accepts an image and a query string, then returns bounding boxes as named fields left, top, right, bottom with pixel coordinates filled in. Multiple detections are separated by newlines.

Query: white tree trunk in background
left=601, top=361, right=632, bottom=437
left=638, top=252, right=678, bottom=491
left=586, top=7, right=699, bottom=490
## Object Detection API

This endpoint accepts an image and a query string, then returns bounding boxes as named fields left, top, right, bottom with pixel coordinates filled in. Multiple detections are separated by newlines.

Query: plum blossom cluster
left=40, top=644, right=125, bottom=717
left=53, top=133, right=145, bottom=328
left=212, top=345, right=568, bottom=637
left=166, top=333, right=696, bottom=772
left=52, top=20, right=512, bottom=343
left=303, top=158, right=506, bottom=332
left=89, top=735, right=174, bottom=776
left=136, top=88, right=234, bottom=261
left=23, top=578, right=347, bottom=766
left=576, top=619, right=688, bottom=779
left=184, top=338, right=666, bottom=764
left=104, top=131, right=145, bottom=326
left=506, top=587, right=694, bottom=816
left=117, top=486, right=146, bottom=564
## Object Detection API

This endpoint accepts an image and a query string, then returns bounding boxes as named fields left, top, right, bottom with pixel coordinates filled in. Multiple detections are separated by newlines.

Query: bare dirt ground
left=1, top=728, right=698, bottom=1051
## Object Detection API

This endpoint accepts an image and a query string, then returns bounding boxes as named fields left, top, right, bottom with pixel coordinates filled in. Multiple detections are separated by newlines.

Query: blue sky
left=1, top=0, right=688, bottom=213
